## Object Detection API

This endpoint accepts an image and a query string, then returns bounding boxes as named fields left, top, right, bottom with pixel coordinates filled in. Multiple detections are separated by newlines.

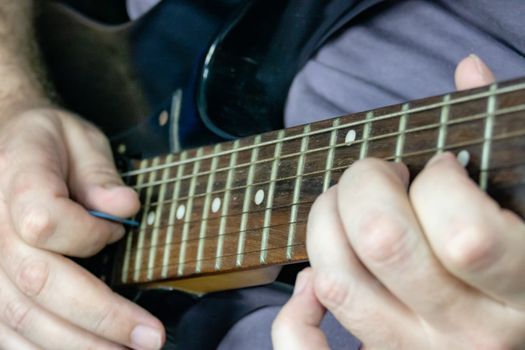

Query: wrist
left=0, top=69, right=51, bottom=118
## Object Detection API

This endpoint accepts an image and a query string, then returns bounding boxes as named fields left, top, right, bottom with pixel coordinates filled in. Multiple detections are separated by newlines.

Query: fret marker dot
left=147, top=211, right=156, bottom=226
left=457, top=150, right=470, bottom=167
left=254, top=189, right=265, bottom=205
left=176, top=204, right=186, bottom=220
left=211, top=197, right=221, bottom=213
left=345, top=129, right=356, bottom=145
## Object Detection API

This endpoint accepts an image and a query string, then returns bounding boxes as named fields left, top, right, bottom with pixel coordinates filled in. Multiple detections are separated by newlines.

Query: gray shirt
left=285, top=0, right=525, bottom=127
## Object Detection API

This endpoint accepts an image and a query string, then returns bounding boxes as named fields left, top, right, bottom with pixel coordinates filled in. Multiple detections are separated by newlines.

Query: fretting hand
left=273, top=56, right=525, bottom=349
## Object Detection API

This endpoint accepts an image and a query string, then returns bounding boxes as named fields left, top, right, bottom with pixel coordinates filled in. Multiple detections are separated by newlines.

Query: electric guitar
left=36, top=0, right=525, bottom=297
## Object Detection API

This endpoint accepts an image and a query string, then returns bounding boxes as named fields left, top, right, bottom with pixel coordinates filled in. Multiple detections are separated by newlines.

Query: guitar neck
left=112, top=78, right=525, bottom=287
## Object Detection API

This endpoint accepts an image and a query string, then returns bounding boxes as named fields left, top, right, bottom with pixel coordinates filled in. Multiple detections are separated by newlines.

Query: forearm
left=0, top=0, right=50, bottom=113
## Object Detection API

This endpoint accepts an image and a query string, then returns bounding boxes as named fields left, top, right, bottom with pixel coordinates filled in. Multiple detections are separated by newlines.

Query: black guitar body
left=37, top=0, right=383, bottom=157
left=37, top=0, right=247, bottom=157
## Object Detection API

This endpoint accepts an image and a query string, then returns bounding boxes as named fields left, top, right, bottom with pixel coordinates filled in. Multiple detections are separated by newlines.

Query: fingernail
left=293, top=270, right=309, bottom=295
left=469, top=54, right=492, bottom=82
left=131, top=325, right=162, bottom=350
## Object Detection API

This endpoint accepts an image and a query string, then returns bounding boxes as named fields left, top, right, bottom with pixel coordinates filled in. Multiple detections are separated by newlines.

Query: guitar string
left=134, top=109, right=524, bottom=210
left=120, top=81, right=525, bottom=178
left=132, top=104, right=525, bottom=194
left=122, top=130, right=525, bottom=254
left=121, top=83, right=516, bottom=177
left=127, top=159, right=525, bottom=280
left=129, top=129, right=525, bottom=243
left=125, top=242, right=308, bottom=278
left=122, top=86, right=524, bottom=278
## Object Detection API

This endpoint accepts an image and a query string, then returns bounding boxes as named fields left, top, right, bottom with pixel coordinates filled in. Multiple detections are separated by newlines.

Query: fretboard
left=112, top=78, right=525, bottom=286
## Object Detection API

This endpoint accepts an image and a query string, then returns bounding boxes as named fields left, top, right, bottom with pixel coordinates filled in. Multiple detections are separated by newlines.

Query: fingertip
left=130, top=323, right=165, bottom=350
left=84, top=185, right=141, bottom=218
left=455, top=54, right=496, bottom=91
left=108, top=225, right=126, bottom=244
left=293, top=267, right=313, bottom=295
left=273, top=268, right=329, bottom=350
left=425, top=152, right=468, bottom=175
left=388, top=161, right=410, bottom=188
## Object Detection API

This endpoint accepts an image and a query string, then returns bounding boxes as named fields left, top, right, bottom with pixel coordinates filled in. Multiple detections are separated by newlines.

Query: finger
left=0, top=322, right=41, bottom=350
left=7, top=166, right=125, bottom=257
left=336, top=159, right=483, bottom=321
left=0, top=220, right=165, bottom=350
left=0, top=266, right=124, bottom=350
left=455, top=54, right=496, bottom=91
left=306, top=186, right=418, bottom=347
left=410, top=152, right=525, bottom=308
left=62, top=115, right=140, bottom=218
left=272, top=268, right=329, bottom=350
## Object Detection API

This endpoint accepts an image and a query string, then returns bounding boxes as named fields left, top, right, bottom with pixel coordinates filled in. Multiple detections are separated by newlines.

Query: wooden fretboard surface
left=112, top=78, right=525, bottom=286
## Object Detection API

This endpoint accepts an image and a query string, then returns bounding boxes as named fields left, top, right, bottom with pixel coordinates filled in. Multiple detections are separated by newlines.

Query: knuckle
left=83, top=123, right=111, bottom=150
left=445, top=224, right=499, bottom=271
left=16, top=258, right=50, bottom=298
left=354, top=211, right=414, bottom=266
left=19, top=207, right=55, bottom=247
left=11, top=172, right=37, bottom=198
left=4, top=299, right=32, bottom=332
left=91, top=298, right=119, bottom=334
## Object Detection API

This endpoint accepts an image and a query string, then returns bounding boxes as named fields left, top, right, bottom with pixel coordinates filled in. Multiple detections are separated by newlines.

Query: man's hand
left=0, top=108, right=165, bottom=350
left=273, top=55, right=525, bottom=349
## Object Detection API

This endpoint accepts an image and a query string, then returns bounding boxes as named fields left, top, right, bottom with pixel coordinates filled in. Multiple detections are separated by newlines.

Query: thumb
left=455, top=54, right=496, bottom=91
left=63, top=115, right=140, bottom=218
left=272, top=268, right=331, bottom=350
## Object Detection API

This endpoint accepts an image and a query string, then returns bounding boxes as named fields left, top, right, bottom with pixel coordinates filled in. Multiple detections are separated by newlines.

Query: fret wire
left=260, top=130, right=285, bottom=263
left=236, top=135, right=261, bottom=267
left=195, top=144, right=221, bottom=273
left=130, top=241, right=308, bottom=276
left=323, top=118, right=341, bottom=192
left=215, top=140, right=240, bottom=270
left=479, top=84, right=498, bottom=190
left=161, top=151, right=187, bottom=278
left=121, top=82, right=525, bottom=178
left=146, top=154, right=172, bottom=280
left=131, top=127, right=525, bottom=275
left=177, top=148, right=203, bottom=276
left=359, top=111, right=374, bottom=160
left=128, top=129, right=525, bottom=258
left=127, top=128, right=525, bottom=250
left=121, top=159, right=147, bottom=283
left=141, top=105, right=525, bottom=207
left=437, top=94, right=451, bottom=153
left=133, top=157, right=159, bottom=282
left=286, top=125, right=310, bottom=260
left=394, top=104, right=409, bottom=162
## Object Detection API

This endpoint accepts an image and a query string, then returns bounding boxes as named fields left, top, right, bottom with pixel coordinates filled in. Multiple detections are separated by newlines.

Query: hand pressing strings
left=273, top=55, right=525, bottom=349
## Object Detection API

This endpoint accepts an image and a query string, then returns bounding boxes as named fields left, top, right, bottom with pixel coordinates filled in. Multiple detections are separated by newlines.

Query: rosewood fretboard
left=112, top=78, right=525, bottom=286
